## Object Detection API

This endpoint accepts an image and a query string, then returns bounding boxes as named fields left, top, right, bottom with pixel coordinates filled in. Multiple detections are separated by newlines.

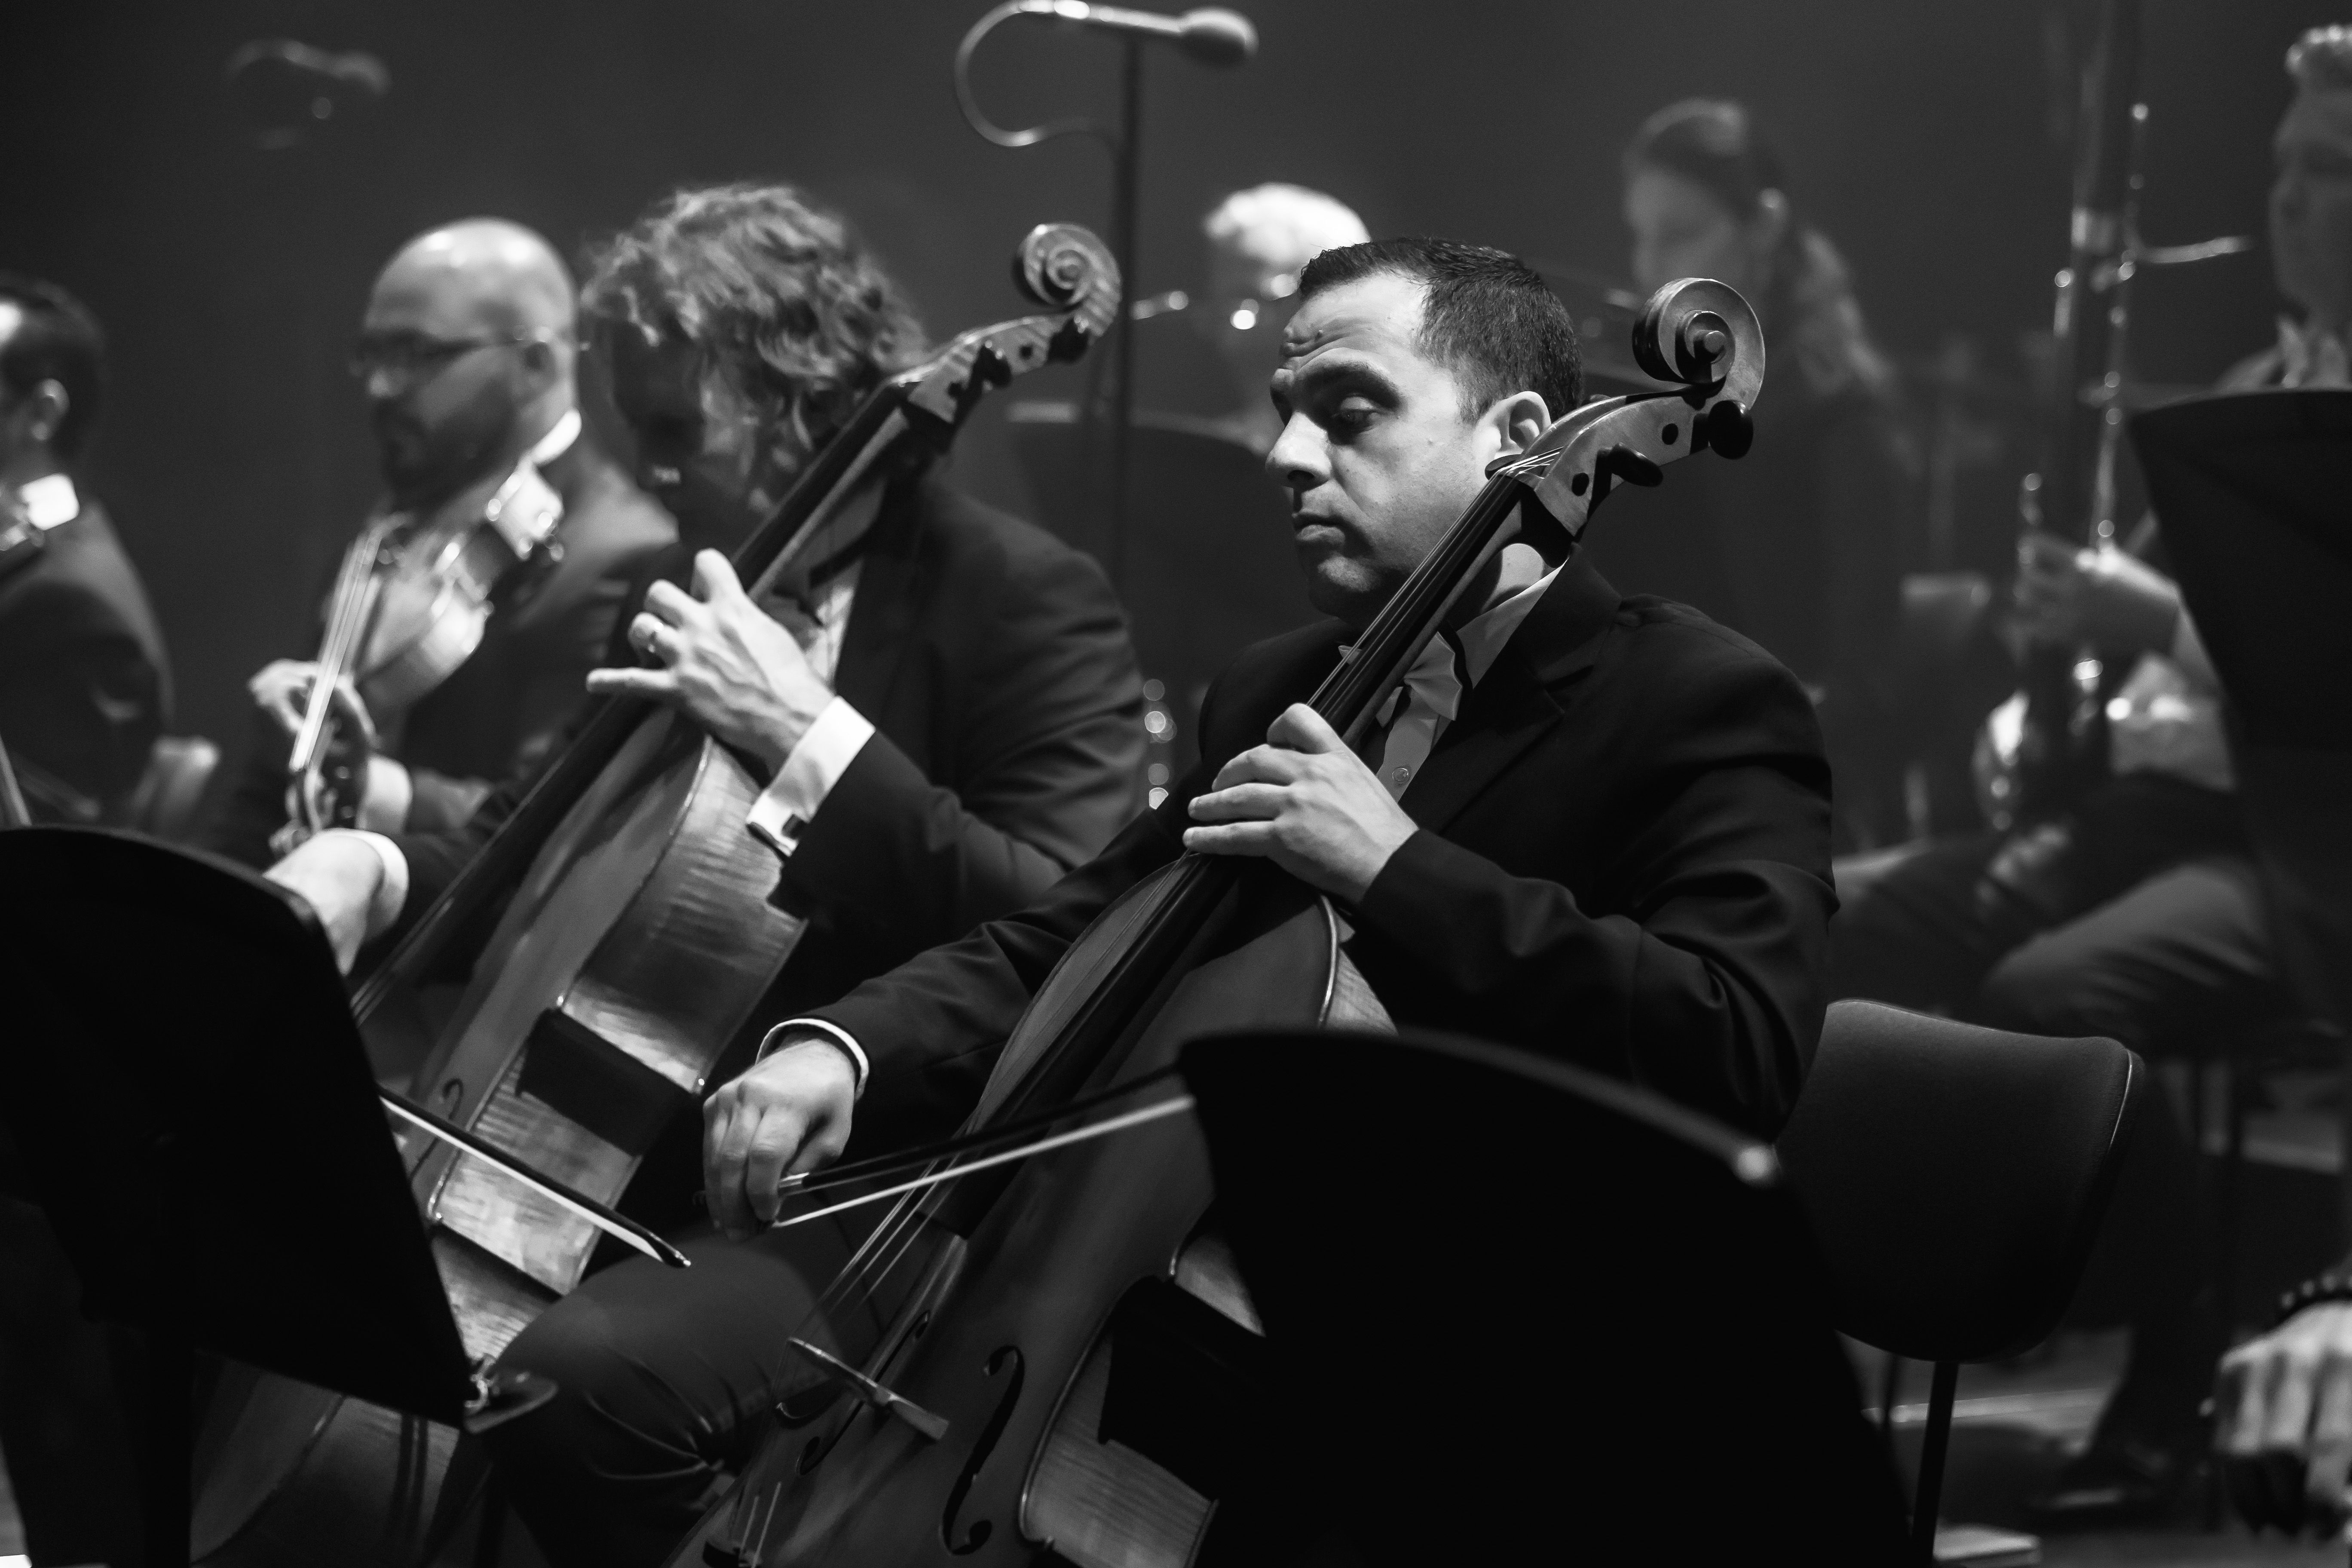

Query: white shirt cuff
left=746, top=696, right=874, bottom=858
left=756, top=1017, right=870, bottom=1098
left=342, top=829, right=410, bottom=941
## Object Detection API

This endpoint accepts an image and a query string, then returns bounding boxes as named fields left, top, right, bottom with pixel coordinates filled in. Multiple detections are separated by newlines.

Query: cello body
left=197, top=717, right=802, bottom=1566
left=193, top=224, right=1122, bottom=1568
left=669, top=868, right=1387, bottom=1568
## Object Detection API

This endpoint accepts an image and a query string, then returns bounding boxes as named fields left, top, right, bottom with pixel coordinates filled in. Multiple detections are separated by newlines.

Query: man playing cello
left=479, top=237, right=1837, bottom=1565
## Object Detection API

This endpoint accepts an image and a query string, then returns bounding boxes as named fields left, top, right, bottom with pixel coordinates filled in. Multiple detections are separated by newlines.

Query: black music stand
left=2130, top=389, right=2352, bottom=1035
left=0, top=827, right=475, bottom=1568
left=1175, top=1027, right=1909, bottom=1564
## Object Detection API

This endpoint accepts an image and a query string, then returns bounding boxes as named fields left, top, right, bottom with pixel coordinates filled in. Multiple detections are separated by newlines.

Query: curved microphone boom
left=956, top=1, right=1256, bottom=149
left=1024, top=1, right=1258, bottom=66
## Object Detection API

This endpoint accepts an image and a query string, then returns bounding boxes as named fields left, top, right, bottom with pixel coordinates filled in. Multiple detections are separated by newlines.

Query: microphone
left=1015, top=1, right=1257, bottom=66
left=226, top=39, right=390, bottom=150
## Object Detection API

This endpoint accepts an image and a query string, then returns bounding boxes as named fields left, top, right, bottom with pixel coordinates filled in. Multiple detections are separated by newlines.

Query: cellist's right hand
left=264, top=829, right=402, bottom=973
left=702, top=1037, right=858, bottom=1240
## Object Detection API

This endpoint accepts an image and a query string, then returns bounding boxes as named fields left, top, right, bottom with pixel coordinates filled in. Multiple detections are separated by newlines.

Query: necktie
left=1367, top=633, right=1466, bottom=801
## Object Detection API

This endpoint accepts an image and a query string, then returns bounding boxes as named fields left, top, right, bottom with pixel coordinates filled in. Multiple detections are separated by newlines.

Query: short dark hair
left=581, top=182, right=926, bottom=453
left=0, top=274, right=106, bottom=459
left=1296, top=238, right=1582, bottom=421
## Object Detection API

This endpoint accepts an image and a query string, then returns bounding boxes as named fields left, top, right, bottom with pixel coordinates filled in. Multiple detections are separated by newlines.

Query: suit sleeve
left=775, top=542, right=1145, bottom=961
left=0, top=574, right=163, bottom=818
left=1351, top=637, right=1834, bottom=1136
left=802, top=637, right=1240, bottom=1146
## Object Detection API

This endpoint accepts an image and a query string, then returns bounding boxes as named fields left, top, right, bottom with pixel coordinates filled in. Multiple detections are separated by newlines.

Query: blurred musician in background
left=1197, top=182, right=1369, bottom=450
left=1593, top=98, right=1913, bottom=848
left=0, top=273, right=168, bottom=824
left=1835, top=25, right=2352, bottom=1521
left=0, top=271, right=159, bottom=1568
left=205, top=219, right=675, bottom=867
left=2114, top=24, right=2352, bottom=1533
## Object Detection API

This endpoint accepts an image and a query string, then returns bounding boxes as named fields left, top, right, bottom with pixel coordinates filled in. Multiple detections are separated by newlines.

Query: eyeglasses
left=347, top=330, right=554, bottom=386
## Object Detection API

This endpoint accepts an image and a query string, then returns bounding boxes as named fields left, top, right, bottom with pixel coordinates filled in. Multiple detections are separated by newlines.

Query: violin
left=191, top=226, right=1121, bottom=1567
left=666, top=277, right=1765, bottom=1568
left=272, top=417, right=570, bottom=853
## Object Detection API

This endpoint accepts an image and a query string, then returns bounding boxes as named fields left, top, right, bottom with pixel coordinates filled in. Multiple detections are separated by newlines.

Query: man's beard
left=374, top=405, right=514, bottom=509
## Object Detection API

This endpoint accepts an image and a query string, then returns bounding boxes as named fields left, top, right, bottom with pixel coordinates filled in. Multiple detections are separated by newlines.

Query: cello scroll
left=902, top=224, right=1120, bottom=428
left=1526, top=276, right=1764, bottom=535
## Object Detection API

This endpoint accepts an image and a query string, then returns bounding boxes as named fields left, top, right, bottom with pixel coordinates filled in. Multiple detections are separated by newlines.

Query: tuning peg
left=1704, top=400, right=1754, bottom=460
left=1599, top=445, right=1665, bottom=488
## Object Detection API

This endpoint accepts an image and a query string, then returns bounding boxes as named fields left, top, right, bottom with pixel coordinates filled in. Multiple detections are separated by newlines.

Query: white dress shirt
left=14, top=472, right=80, bottom=530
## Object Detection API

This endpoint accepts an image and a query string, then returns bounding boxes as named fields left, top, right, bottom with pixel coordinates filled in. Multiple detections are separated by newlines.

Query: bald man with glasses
left=206, top=218, right=675, bottom=870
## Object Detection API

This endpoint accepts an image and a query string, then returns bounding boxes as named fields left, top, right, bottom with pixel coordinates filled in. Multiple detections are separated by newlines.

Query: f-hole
left=940, top=1346, right=1025, bottom=1555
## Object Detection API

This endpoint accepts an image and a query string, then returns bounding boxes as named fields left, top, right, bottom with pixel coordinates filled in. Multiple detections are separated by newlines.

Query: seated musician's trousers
left=1826, top=773, right=2274, bottom=1053
left=482, top=1219, right=861, bottom=1568
left=1828, top=772, right=2259, bottom=1419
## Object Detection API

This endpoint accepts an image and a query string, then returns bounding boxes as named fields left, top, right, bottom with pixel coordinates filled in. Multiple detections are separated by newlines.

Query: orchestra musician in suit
left=0, top=273, right=168, bottom=824
left=471, top=236, right=1836, bottom=1566
left=263, top=184, right=1145, bottom=1560
left=0, top=272, right=163, bottom=1568
left=205, top=219, right=676, bottom=867
left=1833, top=25, right=2352, bottom=1521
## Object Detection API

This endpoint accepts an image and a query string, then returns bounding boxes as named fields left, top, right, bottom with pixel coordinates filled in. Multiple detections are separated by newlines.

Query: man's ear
left=1487, top=389, right=1554, bottom=458
left=23, top=380, right=68, bottom=448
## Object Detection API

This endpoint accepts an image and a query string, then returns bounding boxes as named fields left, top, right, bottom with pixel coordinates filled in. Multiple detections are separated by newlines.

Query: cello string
left=764, top=1096, right=1196, bottom=1234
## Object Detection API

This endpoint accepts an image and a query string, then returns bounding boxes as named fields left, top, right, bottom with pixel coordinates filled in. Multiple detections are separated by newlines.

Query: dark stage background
left=2, top=0, right=2334, bottom=753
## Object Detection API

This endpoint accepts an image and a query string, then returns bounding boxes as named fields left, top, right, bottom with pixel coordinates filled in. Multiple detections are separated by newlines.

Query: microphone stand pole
left=1103, top=37, right=1142, bottom=595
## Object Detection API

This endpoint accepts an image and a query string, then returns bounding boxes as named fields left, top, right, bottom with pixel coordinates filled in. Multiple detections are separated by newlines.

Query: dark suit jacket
left=207, top=435, right=674, bottom=866
left=389, top=476, right=1147, bottom=1082
left=0, top=493, right=168, bottom=822
left=812, top=554, right=1836, bottom=1145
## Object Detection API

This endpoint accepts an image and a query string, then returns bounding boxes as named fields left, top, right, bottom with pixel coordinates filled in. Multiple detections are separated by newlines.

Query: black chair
left=1778, top=999, right=2144, bottom=1560
left=1180, top=1026, right=1911, bottom=1565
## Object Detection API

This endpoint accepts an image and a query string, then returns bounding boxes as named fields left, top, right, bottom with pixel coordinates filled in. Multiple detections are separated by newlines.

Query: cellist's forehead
left=1277, top=273, right=1429, bottom=379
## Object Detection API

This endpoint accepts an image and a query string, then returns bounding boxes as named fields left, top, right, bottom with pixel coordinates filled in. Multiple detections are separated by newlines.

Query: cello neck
left=1310, top=471, right=1534, bottom=747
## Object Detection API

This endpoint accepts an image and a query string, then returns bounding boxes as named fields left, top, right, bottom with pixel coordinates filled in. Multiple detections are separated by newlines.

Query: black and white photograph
left=4, top=2, right=2352, bottom=1563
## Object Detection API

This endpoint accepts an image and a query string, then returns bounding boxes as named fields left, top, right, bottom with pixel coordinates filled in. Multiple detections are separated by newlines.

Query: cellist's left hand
left=1183, top=703, right=1418, bottom=903
left=587, top=550, right=833, bottom=771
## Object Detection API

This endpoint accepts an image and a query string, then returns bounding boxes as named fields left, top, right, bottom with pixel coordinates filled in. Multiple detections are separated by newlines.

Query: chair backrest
left=1776, top=999, right=2141, bottom=1364
left=1183, top=1025, right=1910, bottom=1563
left=124, top=734, right=219, bottom=844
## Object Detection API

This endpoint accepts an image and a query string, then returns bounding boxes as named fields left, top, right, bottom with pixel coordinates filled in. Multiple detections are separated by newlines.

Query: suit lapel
left=1400, top=554, right=1621, bottom=833
left=830, top=479, right=926, bottom=714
